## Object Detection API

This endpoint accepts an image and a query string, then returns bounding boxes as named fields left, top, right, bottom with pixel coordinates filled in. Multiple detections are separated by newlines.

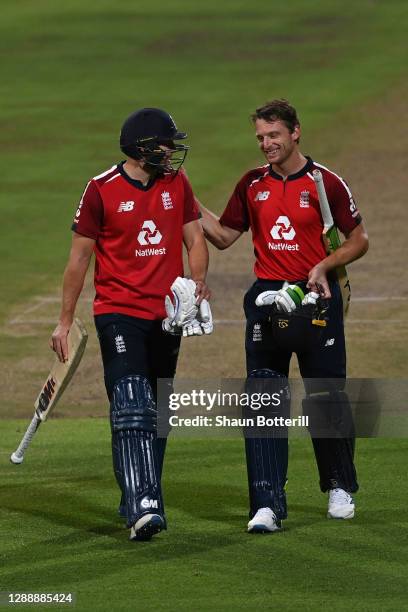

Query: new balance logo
left=137, top=220, right=162, bottom=245
left=115, top=335, right=126, bottom=353
left=254, top=191, right=270, bottom=201
left=325, top=338, right=335, bottom=347
left=117, top=201, right=135, bottom=212
left=141, top=497, right=158, bottom=509
left=161, top=191, right=173, bottom=210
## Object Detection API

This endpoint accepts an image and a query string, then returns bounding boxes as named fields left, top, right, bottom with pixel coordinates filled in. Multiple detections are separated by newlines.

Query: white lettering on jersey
left=269, top=216, right=300, bottom=252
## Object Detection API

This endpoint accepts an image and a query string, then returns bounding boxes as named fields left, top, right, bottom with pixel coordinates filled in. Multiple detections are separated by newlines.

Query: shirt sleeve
left=181, top=172, right=201, bottom=224
left=325, top=172, right=362, bottom=236
left=219, top=174, right=250, bottom=232
left=71, top=179, right=103, bottom=239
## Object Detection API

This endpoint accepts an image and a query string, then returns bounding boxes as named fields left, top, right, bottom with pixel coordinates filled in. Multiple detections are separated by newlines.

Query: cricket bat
left=10, top=318, right=88, bottom=464
left=312, top=169, right=351, bottom=316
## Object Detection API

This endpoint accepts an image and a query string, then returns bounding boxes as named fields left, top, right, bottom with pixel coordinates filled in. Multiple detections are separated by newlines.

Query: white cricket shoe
left=130, top=513, right=164, bottom=541
left=247, top=507, right=282, bottom=533
left=327, top=488, right=355, bottom=519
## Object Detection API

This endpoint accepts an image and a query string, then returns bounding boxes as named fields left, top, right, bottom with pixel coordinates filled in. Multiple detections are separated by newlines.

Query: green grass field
left=2, top=421, right=407, bottom=611
left=1, top=1, right=408, bottom=610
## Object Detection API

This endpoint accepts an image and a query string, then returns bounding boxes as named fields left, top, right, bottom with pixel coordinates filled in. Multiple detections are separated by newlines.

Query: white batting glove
left=182, top=300, right=213, bottom=337
left=182, top=319, right=203, bottom=337
left=198, top=299, right=213, bottom=335
left=255, top=290, right=279, bottom=306
left=162, top=277, right=198, bottom=334
left=275, top=283, right=305, bottom=313
left=301, top=291, right=320, bottom=307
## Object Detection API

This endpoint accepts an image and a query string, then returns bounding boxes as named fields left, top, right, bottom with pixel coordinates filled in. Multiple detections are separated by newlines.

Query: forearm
left=59, top=257, right=90, bottom=324
left=199, top=202, right=233, bottom=250
left=187, top=237, right=209, bottom=283
left=319, top=227, right=369, bottom=274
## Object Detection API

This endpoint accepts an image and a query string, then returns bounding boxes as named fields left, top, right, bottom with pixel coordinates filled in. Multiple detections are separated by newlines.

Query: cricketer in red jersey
left=200, top=99, right=369, bottom=532
left=51, top=108, right=210, bottom=542
left=72, top=162, right=200, bottom=320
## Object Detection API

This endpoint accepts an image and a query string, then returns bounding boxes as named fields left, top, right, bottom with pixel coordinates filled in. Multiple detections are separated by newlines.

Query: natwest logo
left=136, top=220, right=166, bottom=257
left=137, top=220, right=162, bottom=245
left=270, top=216, right=296, bottom=240
left=268, top=216, right=300, bottom=252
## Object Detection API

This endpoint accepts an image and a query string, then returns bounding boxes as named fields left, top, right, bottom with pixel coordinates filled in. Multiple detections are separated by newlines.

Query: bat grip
left=11, top=415, right=41, bottom=463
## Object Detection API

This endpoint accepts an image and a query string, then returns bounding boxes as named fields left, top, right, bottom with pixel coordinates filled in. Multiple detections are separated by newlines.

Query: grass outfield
left=1, top=2, right=408, bottom=610
left=1, top=0, right=408, bottom=320
left=1, top=420, right=407, bottom=611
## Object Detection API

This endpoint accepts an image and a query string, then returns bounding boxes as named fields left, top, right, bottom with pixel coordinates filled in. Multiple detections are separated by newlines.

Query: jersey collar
left=117, top=161, right=158, bottom=191
left=268, top=156, right=314, bottom=181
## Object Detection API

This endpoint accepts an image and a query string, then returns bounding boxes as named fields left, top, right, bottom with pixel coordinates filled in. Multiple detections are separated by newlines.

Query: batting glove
left=301, top=291, right=320, bottom=307
left=182, top=300, right=213, bottom=337
left=274, top=283, right=305, bottom=313
left=255, top=290, right=279, bottom=306
left=162, top=277, right=198, bottom=334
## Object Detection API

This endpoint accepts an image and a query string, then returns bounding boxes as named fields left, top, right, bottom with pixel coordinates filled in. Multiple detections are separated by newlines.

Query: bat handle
left=10, top=414, right=41, bottom=464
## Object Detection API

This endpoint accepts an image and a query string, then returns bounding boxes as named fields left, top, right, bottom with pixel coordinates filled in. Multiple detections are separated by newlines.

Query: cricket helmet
left=120, top=107, right=189, bottom=172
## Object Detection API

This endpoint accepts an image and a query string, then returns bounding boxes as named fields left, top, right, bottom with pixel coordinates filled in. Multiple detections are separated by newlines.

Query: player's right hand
left=307, top=263, right=331, bottom=298
left=50, top=322, right=71, bottom=363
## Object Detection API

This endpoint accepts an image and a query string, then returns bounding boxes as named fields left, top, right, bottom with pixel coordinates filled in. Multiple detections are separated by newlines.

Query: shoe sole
left=327, top=509, right=355, bottom=520
left=130, top=515, right=164, bottom=541
left=248, top=523, right=281, bottom=534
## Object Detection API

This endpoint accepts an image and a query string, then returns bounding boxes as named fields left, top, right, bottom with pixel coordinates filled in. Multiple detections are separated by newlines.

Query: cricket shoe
left=130, top=513, right=165, bottom=541
left=247, top=507, right=282, bottom=533
left=327, top=488, right=355, bottom=519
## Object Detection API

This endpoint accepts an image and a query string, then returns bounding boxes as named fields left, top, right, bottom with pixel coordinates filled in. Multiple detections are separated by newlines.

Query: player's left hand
left=307, top=264, right=331, bottom=298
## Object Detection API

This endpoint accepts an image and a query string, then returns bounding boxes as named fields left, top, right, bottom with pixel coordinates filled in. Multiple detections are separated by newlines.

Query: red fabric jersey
left=72, top=163, right=200, bottom=319
left=219, top=157, right=361, bottom=281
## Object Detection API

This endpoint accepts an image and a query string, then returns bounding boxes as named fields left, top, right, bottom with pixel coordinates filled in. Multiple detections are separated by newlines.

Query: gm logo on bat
left=38, top=377, right=57, bottom=412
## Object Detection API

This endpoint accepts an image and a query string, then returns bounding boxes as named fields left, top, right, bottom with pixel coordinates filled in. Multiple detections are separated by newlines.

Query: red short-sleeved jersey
left=220, top=157, right=362, bottom=281
left=72, top=163, right=200, bottom=319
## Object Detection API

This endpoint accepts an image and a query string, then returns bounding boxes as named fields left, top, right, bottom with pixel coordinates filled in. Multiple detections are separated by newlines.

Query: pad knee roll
left=111, top=375, right=157, bottom=432
left=244, top=369, right=290, bottom=438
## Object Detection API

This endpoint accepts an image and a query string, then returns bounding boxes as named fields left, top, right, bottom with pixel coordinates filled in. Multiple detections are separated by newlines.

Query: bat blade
left=10, top=318, right=88, bottom=464
left=34, top=318, right=88, bottom=421
left=312, top=169, right=351, bottom=316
